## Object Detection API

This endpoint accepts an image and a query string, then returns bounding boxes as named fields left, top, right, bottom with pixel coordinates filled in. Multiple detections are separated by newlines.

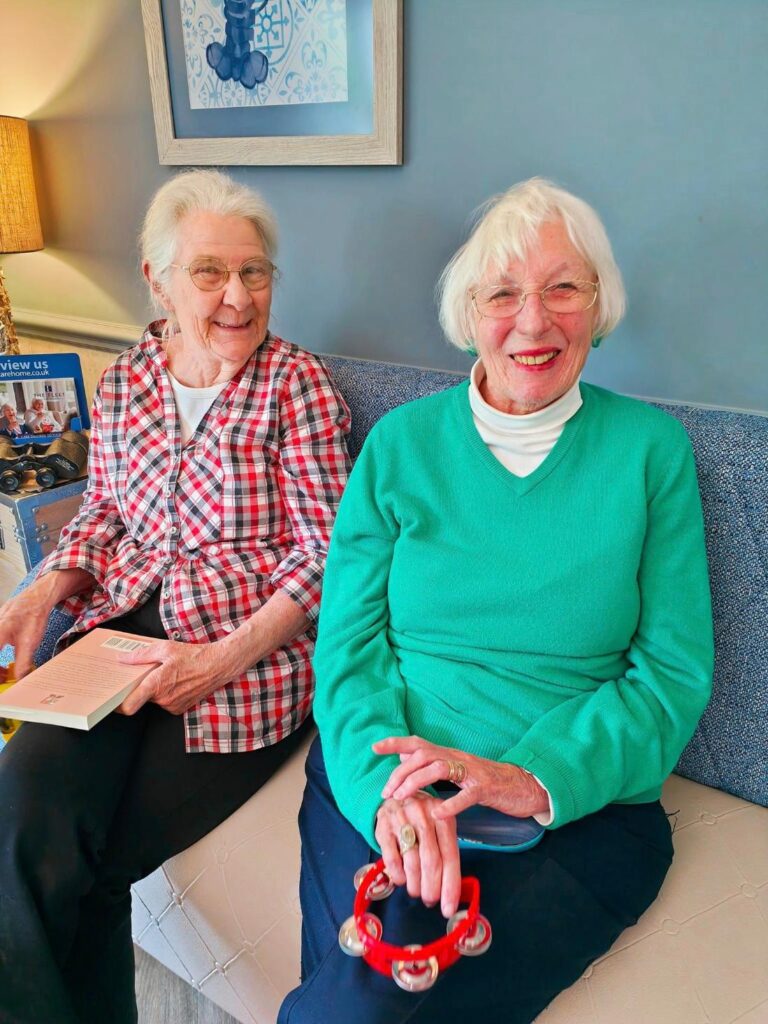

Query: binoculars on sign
left=0, top=431, right=89, bottom=494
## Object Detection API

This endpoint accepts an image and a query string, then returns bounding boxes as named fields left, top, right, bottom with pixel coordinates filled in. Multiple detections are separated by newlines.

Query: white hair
left=437, top=178, right=626, bottom=351
left=140, top=169, right=278, bottom=319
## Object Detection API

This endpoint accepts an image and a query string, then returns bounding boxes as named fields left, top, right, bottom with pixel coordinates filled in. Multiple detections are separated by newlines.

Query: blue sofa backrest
left=324, top=357, right=768, bottom=808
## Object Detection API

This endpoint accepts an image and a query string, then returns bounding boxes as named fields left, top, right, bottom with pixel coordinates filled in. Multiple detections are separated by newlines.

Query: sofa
left=2, top=355, right=767, bottom=1024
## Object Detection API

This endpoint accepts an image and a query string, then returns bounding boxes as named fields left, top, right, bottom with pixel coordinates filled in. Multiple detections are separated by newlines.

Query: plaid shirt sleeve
left=37, top=378, right=127, bottom=585
left=270, top=356, right=351, bottom=621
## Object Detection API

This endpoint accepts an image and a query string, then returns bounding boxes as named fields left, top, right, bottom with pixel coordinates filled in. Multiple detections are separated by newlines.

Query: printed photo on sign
left=0, top=378, right=83, bottom=442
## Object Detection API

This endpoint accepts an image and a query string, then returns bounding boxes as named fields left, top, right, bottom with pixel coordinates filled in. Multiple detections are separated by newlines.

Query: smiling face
left=472, top=220, right=598, bottom=415
left=151, top=210, right=273, bottom=373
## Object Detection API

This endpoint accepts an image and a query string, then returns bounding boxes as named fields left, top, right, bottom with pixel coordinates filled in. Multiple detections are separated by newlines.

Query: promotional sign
left=0, top=353, right=90, bottom=446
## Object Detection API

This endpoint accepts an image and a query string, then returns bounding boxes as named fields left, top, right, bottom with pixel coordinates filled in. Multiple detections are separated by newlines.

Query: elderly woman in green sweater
left=278, top=179, right=714, bottom=1024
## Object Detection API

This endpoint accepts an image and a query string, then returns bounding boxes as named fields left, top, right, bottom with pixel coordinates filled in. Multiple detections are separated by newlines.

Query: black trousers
left=0, top=595, right=309, bottom=1024
left=278, top=736, right=674, bottom=1024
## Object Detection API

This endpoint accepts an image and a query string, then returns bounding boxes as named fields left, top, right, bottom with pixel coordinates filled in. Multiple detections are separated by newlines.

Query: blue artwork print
left=181, top=0, right=349, bottom=109
left=206, top=0, right=269, bottom=89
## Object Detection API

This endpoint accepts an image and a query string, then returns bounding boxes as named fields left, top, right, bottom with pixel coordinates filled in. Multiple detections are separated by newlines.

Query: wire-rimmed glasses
left=170, top=256, right=278, bottom=292
left=472, top=280, right=598, bottom=318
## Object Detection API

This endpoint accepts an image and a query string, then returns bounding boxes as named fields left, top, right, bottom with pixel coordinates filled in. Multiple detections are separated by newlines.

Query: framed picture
left=141, top=0, right=402, bottom=165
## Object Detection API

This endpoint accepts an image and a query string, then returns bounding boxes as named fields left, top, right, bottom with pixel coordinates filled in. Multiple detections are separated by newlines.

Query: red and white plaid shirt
left=40, top=325, right=351, bottom=752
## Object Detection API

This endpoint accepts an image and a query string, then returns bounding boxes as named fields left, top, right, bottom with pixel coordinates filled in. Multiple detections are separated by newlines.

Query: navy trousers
left=278, top=737, right=674, bottom=1024
left=0, top=594, right=309, bottom=1024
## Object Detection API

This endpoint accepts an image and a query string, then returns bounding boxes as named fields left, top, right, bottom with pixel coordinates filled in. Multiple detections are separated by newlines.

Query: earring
left=591, top=336, right=603, bottom=349
left=465, top=341, right=478, bottom=356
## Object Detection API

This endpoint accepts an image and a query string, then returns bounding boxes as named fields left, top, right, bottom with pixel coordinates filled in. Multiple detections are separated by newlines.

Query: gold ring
left=447, top=760, right=467, bottom=784
left=398, top=823, right=418, bottom=855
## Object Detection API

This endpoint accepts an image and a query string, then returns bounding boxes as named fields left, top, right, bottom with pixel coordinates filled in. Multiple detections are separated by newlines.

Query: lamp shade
left=0, top=116, right=43, bottom=254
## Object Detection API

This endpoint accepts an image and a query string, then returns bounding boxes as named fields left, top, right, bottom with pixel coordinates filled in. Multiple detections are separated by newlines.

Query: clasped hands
left=373, top=735, right=549, bottom=919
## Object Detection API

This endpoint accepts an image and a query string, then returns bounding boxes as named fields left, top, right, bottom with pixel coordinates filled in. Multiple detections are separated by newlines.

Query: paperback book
left=0, top=629, right=156, bottom=730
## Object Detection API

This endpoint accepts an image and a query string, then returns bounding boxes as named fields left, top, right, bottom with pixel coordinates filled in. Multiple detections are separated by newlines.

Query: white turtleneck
left=469, top=361, right=583, bottom=477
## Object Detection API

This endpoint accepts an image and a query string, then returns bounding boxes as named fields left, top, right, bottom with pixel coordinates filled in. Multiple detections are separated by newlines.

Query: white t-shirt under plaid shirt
left=40, top=325, right=351, bottom=752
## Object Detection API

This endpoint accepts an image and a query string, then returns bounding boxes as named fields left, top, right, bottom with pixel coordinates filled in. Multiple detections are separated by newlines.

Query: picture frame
left=140, top=0, right=402, bottom=166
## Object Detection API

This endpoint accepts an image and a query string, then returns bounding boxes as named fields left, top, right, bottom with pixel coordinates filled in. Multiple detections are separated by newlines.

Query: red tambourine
left=338, top=859, right=492, bottom=992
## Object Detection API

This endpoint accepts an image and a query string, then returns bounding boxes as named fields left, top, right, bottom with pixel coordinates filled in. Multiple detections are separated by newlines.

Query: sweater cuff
left=501, top=743, right=577, bottom=828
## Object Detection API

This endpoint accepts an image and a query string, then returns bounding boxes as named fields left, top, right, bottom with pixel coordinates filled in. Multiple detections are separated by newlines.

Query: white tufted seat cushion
left=131, top=744, right=768, bottom=1024
left=540, top=773, right=768, bottom=1024
left=131, top=731, right=315, bottom=1024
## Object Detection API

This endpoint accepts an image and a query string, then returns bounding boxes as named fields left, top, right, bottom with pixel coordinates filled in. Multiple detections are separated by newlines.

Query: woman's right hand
left=0, top=587, right=53, bottom=678
left=0, top=568, right=94, bottom=678
left=374, top=792, right=462, bottom=919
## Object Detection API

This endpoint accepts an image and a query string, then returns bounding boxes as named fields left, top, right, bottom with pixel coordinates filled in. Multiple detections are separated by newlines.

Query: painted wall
left=2, top=0, right=766, bottom=411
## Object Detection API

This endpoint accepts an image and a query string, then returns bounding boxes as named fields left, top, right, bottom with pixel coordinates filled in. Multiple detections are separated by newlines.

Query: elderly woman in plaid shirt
left=0, top=170, right=351, bottom=1024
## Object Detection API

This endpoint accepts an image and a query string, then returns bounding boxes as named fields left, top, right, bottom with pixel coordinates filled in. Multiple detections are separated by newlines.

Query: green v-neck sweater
left=313, top=382, right=714, bottom=847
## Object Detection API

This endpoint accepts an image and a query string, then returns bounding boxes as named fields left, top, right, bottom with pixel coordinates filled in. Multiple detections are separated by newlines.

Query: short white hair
left=437, top=178, right=626, bottom=351
left=140, top=169, right=278, bottom=317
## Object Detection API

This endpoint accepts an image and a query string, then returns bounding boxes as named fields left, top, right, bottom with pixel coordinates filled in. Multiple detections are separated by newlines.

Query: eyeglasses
left=171, top=257, right=278, bottom=292
left=472, top=280, right=598, bottom=318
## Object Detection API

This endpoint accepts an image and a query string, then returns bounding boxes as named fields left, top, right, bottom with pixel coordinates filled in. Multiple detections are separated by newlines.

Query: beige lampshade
left=0, top=116, right=43, bottom=254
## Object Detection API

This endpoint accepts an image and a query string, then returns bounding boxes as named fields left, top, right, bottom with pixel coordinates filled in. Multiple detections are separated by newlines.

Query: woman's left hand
left=115, top=639, right=235, bottom=716
left=114, top=591, right=308, bottom=717
left=375, top=735, right=550, bottom=822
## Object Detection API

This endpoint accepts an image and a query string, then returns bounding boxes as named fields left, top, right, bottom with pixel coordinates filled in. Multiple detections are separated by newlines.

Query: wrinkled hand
left=0, top=585, right=55, bottom=679
left=375, top=791, right=461, bottom=919
left=116, top=638, right=235, bottom=716
left=375, top=734, right=549, bottom=822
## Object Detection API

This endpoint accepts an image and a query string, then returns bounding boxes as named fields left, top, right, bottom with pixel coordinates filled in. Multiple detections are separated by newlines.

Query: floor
left=135, top=947, right=240, bottom=1024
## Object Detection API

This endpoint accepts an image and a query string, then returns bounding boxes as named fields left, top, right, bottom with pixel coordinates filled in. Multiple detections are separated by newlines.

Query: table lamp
left=0, top=116, right=43, bottom=356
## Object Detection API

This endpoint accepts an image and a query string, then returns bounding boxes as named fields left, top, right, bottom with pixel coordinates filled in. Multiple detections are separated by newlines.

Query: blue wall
left=245, top=0, right=767, bottom=412
left=9, top=0, right=766, bottom=412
